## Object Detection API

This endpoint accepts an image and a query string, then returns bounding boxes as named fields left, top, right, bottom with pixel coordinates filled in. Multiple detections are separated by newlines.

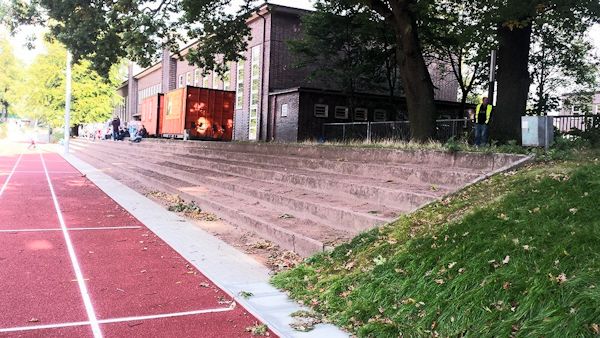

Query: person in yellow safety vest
left=474, top=97, right=493, bottom=146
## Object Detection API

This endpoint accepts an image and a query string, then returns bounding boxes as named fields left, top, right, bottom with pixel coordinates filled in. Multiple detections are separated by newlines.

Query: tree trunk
left=391, top=7, right=436, bottom=142
left=494, top=24, right=533, bottom=142
left=460, top=89, right=468, bottom=118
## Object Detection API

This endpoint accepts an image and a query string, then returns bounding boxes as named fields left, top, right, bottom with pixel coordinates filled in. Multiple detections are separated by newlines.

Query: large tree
left=356, top=0, right=440, bottom=140
left=288, top=1, right=400, bottom=112
left=429, top=1, right=493, bottom=116
left=528, top=16, right=598, bottom=115
left=1, top=0, right=444, bottom=141
left=8, top=41, right=122, bottom=127
left=472, top=1, right=600, bottom=141
left=0, top=35, right=22, bottom=120
left=6, top=0, right=598, bottom=142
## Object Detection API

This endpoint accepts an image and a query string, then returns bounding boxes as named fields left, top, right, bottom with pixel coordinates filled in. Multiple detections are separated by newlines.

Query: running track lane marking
left=0, top=306, right=235, bottom=333
left=0, top=154, right=23, bottom=197
left=0, top=170, right=82, bottom=174
left=39, top=152, right=103, bottom=338
left=0, top=226, right=143, bottom=233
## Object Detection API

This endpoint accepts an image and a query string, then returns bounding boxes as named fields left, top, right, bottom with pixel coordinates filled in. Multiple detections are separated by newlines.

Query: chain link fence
left=322, top=119, right=473, bottom=143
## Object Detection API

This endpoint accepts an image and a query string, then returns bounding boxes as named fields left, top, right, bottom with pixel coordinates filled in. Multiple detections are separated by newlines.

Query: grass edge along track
left=272, top=148, right=600, bottom=337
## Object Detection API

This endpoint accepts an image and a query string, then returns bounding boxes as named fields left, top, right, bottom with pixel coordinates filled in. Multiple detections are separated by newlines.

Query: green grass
left=272, top=149, right=600, bottom=337
left=300, top=135, right=592, bottom=161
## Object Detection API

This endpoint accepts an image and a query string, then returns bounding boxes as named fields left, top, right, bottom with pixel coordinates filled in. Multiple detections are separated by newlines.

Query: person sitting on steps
left=117, top=127, right=129, bottom=141
left=131, top=125, right=147, bottom=143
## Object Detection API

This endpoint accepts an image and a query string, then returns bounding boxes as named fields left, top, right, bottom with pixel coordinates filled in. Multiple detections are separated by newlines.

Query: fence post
left=366, top=122, right=371, bottom=143
left=342, top=124, right=346, bottom=141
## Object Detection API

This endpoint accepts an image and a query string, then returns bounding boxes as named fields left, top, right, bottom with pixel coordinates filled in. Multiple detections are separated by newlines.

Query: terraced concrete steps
left=74, top=144, right=391, bottom=233
left=82, top=141, right=441, bottom=209
left=70, top=139, right=529, bottom=256
left=129, top=139, right=518, bottom=171
left=103, top=140, right=484, bottom=187
left=72, top=147, right=347, bottom=256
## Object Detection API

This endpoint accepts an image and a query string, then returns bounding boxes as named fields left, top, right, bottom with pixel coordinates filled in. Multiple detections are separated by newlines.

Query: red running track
left=0, top=150, right=275, bottom=338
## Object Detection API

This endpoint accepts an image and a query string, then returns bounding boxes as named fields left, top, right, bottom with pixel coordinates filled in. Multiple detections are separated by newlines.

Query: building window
left=334, top=106, right=348, bottom=119
left=281, top=104, right=288, bottom=117
left=186, top=72, right=192, bottom=86
left=236, top=61, right=245, bottom=108
left=223, top=63, right=232, bottom=91
left=249, top=46, right=260, bottom=141
left=314, top=104, right=329, bottom=118
left=374, top=109, right=387, bottom=122
left=137, top=84, right=162, bottom=103
left=354, top=108, right=368, bottom=121
left=213, top=72, right=221, bottom=90
left=194, top=69, right=201, bottom=86
left=178, top=75, right=184, bottom=88
left=203, top=73, right=210, bottom=88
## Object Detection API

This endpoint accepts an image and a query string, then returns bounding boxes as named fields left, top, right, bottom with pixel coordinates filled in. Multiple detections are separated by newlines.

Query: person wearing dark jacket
left=111, top=117, right=120, bottom=141
left=117, top=127, right=129, bottom=141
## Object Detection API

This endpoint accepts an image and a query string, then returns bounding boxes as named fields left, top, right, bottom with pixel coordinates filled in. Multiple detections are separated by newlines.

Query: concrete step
left=73, top=140, right=442, bottom=210
left=72, top=147, right=351, bottom=256
left=73, top=139, right=479, bottom=188
left=74, top=142, right=393, bottom=233
left=118, top=138, right=522, bottom=171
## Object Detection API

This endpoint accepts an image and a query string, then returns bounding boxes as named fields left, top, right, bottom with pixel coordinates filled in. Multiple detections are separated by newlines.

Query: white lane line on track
left=0, top=306, right=235, bottom=333
left=2, top=170, right=80, bottom=174
left=0, top=154, right=23, bottom=197
left=40, top=152, right=103, bottom=338
left=0, top=226, right=143, bottom=233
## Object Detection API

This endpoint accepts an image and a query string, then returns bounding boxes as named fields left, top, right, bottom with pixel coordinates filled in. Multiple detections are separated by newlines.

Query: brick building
left=558, top=91, right=600, bottom=115
left=115, top=3, right=460, bottom=142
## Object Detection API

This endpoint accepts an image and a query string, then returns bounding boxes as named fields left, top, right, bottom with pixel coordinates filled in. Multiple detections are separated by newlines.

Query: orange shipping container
left=140, top=94, right=163, bottom=136
left=160, top=86, right=235, bottom=141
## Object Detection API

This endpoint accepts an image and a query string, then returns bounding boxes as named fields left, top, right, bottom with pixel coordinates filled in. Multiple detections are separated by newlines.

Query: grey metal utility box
left=522, top=116, right=554, bottom=148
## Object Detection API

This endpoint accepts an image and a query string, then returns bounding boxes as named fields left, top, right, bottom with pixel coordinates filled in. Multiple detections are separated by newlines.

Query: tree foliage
left=1, top=0, right=443, bottom=140
left=432, top=1, right=493, bottom=113
left=465, top=0, right=600, bottom=141
left=7, top=41, right=122, bottom=127
left=1, top=0, right=256, bottom=78
left=352, top=0, right=440, bottom=140
left=528, top=15, right=599, bottom=115
left=2, top=0, right=599, bottom=142
left=288, top=1, right=399, bottom=101
left=0, top=35, right=22, bottom=118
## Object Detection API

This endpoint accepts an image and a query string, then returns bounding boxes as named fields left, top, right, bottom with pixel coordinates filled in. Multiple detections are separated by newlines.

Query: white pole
left=64, top=51, right=72, bottom=154
left=488, top=50, right=497, bottom=105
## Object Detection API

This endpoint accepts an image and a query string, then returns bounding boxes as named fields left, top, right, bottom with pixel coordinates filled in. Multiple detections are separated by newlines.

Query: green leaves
left=2, top=0, right=258, bottom=78
left=288, top=1, right=399, bottom=99
left=6, top=40, right=121, bottom=127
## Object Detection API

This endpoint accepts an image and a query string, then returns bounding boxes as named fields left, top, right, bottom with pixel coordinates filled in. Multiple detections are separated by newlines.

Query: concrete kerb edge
left=388, top=154, right=536, bottom=225
left=467, top=154, right=536, bottom=187
left=58, top=149, right=349, bottom=338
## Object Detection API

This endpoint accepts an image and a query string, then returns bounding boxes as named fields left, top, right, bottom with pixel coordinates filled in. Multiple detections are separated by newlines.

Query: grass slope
left=272, top=150, right=600, bottom=337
